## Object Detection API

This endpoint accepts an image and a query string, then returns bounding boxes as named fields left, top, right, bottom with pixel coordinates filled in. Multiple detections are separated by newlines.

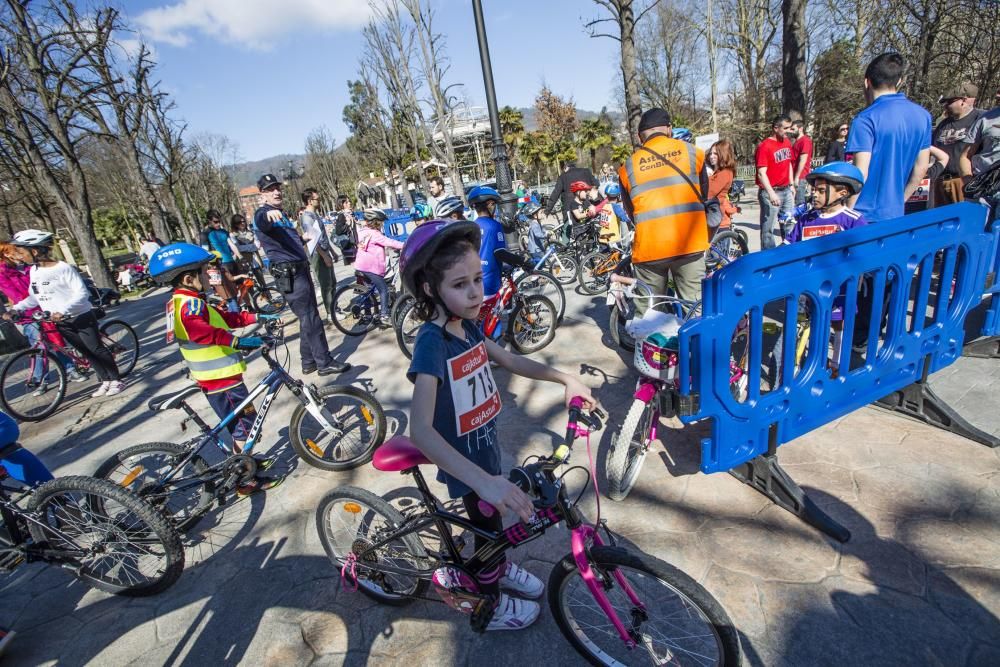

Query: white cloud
left=136, top=0, right=375, bottom=48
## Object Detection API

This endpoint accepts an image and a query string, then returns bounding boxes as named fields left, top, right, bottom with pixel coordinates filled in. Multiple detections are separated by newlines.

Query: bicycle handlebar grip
left=568, top=396, right=585, bottom=410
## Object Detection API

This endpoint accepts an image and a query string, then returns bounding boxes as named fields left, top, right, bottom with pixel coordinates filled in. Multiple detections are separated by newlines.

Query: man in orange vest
left=618, top=108, right=709, bottom=315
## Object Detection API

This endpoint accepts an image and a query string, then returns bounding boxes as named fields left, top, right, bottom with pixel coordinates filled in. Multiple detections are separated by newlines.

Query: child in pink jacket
left=355, top=210, right=404, bottom=328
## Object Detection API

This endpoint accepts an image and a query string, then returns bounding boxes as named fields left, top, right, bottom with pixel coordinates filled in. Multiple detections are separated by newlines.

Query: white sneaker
left=91, top=381, right=111, bottom=398
left=486, top=593, right=540, bottom=632
left=32, top=382, right=48, bottom=397
left=104, top=380, right=125, bottom=396
left=66, top=369, right=86, bottom=383
left=500, top=562, right=544, bottom=599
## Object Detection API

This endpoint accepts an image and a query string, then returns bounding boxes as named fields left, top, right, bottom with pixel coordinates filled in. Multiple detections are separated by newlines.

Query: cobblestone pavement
left=2, top=220, right=999, bottom=666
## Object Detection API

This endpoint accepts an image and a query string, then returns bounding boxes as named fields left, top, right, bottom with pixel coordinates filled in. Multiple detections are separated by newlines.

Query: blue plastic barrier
left=384, top=208, right=410, bottom=241
left=676, top=202, right=994, bottom=540
left=979, top=226, right=1000, bottom=338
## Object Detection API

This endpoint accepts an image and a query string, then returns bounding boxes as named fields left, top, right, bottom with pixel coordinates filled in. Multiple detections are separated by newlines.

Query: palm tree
left=576, top=118, right=614, bottom=173
left=519, top=131, right=554, bottom=187
left=611, top=142, right=633, bottom=167
left=499, top=106, right=526, bottom=178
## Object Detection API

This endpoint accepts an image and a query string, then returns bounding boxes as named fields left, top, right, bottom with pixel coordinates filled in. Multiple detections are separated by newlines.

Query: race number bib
left=165, top=301, right=175, bottom=343
left=207, top=267, right=222, bottom=286
left=802, top=224, right=840, bottom=240
left=447, top=342, right=501, bottom=437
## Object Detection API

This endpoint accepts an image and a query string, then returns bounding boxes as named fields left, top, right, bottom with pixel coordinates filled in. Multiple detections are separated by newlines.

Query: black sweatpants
left=57, top=311, right=120, bottom=381
left=462, top=492, right=506, bottom=596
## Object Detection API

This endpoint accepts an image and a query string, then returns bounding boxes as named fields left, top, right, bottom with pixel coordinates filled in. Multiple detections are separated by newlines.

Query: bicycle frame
left=0, top=483, right=91, bottom=562
left=350, top=404, right=648, bottom=648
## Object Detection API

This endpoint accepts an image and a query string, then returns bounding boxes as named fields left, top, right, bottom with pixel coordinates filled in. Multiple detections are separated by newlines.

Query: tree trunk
left=619, top=0, right=642, bottom=145
left=707, top=0, right=719, bottom=132
left=781, top=0, right=808, bottom=120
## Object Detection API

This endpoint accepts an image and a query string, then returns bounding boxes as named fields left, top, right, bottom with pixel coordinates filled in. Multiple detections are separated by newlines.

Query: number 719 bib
left=447, top=342, right=501, bottom=437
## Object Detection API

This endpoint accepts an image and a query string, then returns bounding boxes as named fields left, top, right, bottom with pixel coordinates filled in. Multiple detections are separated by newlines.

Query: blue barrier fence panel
left=981, top=220, right=1000, bottom=337
left=677, top=202, right=993, bottom=474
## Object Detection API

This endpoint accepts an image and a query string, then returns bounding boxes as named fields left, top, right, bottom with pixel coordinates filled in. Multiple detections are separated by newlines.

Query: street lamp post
left=471, top=0, right=518, bottom=246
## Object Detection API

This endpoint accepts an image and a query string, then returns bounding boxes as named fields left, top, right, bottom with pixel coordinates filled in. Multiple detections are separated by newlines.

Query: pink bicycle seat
left=372, top=436, right=431, bottom=472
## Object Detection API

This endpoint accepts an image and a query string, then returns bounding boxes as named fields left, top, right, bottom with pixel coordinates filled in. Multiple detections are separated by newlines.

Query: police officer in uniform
left=253, top=174, right=349, bottom=375
left=618, top=108, right=709, bottom=315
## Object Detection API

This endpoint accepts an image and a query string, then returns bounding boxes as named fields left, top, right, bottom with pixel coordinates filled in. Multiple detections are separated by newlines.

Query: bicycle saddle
left=372, top=436, right=431, bottom=472
left=148, top=385, right=201, bottom=412
left=354, top=271, right=371, bottom=285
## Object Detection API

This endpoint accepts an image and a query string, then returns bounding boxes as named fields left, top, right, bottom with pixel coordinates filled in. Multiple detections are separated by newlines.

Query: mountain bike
left=536, top=244, right=578, bottom=286
left=331, top=253, right=410, bottom=336
left=394, top=249, right=559, bottom=360
left=0, top=312, right=139, bottom=421
left=317, top=398, right=742, bottom=665
left=93, top=320, right=386, bottom=531
left=0, top=468, right=184, bottom=596
left=604, top=281, right=749, bottom=501
left=578, top=236, right=630, bottom=295
left=499, top=249, right=566, bottom=323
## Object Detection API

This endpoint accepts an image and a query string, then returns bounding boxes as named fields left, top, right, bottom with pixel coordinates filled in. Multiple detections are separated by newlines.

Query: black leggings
left=57, top=311, right=120, bottom=382
left=462, top=492, right=506, bottom=597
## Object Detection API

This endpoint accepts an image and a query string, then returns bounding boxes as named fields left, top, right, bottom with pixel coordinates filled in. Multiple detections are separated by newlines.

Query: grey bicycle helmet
left=363, top=208, right=387, bottom=223
left=434, top=195, right=465, bottom=219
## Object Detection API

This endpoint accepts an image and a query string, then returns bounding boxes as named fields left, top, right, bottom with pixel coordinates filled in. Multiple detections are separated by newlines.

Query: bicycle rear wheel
left=316, top=486, right=429, bottom=604
left=289, top=385, right=386, bottom=471
left=93, top=441, right=214, bottom=531
left=100, top=319, right=139, bottom=376
left=516, top=270, right=566, bottom=323
left=253, top=287, right=287, bottom=315
left=0, top=348, right=67, bottom=422
left=604, top=397, right=656, bottom=501
left=394, top=298, right=421, bottom=360
left=550, top=545, right=741, bottom=666
left=332, top=283, right=380, bottom=335
left=508, top=294, right=557, bottom=354
left=706, top=230, right=750, bottom=276
left=27, top=475, right=185, bottom=597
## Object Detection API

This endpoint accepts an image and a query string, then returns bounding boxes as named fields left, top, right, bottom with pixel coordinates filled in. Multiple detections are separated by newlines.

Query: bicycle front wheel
left=550, top=545, right=742, bottom=666
left=332, top=283, right=380, bottom=336
left=289, top=385, right=387, bottom=471
left=578, top=250, right=613, bottom=295
left=394, top=298, right=421, bottom=360
left=516, top=270, right=566, bottom=323
left=608, top=305, right=635, bottom=352
left=253, top=287, right=287, bottom=315
left=316, top=486, right=429, bottom=604
left=706, top=230, right=750, bottom=275
left=605, top=397, right=656, bottom=501
left=508, top=294, right=557, bottom=354
left=100, top=319, right=139, bottom=376
left=27, top=475, right=185, bottom=597
left=93, top=441, right=214, bottom=531
left=547, top=252, right=578, bottom=285
left=0, top=348, right=67, bottom=422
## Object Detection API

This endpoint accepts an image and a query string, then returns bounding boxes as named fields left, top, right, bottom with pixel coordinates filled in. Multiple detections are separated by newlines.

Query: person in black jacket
left=544, top=161, right=599, bottom=242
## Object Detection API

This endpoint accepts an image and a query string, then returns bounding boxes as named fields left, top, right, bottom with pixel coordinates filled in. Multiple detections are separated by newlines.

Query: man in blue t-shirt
left=468, top=186, right=507, bottom=298
left=846, top=52, right=932, bottom=223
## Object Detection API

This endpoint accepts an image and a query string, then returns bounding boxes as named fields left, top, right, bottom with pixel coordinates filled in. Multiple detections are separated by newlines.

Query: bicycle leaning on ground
left=316, top=398, right=742, bottom=665
left=93, top=320, right=387, bottom=531
left=0, top=312, right=139, bottom=421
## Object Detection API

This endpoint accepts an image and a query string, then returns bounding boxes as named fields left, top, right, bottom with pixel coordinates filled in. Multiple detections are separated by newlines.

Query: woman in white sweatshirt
left=5, top=230, right=122, bottom=397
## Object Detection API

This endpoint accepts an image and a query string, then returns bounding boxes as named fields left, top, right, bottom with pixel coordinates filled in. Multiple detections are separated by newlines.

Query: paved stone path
left=2, top=212, right=999, bottom=666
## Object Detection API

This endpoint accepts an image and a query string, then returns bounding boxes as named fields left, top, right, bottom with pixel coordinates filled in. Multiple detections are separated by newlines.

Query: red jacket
left=174, top=288, right=256, bottom=392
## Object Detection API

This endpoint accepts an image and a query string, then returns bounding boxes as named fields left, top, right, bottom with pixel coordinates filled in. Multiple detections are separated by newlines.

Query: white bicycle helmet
left=11, top=229, right=54, bottom=247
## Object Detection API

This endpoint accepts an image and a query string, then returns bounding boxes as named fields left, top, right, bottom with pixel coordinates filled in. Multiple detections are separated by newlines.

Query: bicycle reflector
left=361, top=406, right=374, bottom=425
left=305, top=439, right=324, bottom=457
left=343, top=503, right=361, bottom=514
left=120, top=466, right=145, bottom=487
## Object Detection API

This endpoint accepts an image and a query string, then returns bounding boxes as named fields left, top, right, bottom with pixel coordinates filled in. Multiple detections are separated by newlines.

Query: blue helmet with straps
left=672, top=128, right=693, bottom=143
left=604, top=183, right=621, bottom=197
left=148, top=243, right=213, bottom=285
left=806, top=161, right=864, bottom=195
left=467, top=186, right=501, bottom=205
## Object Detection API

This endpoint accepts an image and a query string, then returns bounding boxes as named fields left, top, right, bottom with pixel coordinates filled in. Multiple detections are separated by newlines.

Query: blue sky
left=122, top=0, right=621, bottom=162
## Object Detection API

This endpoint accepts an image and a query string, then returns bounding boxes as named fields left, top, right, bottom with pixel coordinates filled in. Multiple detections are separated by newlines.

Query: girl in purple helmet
left=398, top=220, right=595, bottom=632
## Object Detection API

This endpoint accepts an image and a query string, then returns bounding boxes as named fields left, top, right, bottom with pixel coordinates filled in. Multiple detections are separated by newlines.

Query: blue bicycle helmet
left=434, top=195, right=465, bottom=219
left=149, top=243, right=213, bottom=285
left=806, top=161, right=865, bottom=195
left=672, top=128, right=694, bottom=143
left=604, top=183, right=621, bottom=197
left=467, top=186, right=501, bottom=205
left=0, top=411, right=19, bottom=447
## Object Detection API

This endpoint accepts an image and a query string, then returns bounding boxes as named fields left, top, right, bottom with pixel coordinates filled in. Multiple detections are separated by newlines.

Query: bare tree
left=586, top=0, right=661, bottom=145
left=782, top=0, right=808, bottom=120
left=718, top=0, right=781, bottom=128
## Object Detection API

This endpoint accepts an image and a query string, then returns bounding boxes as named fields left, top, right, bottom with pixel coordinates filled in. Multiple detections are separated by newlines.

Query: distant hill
left=229, top=107, right=624, bottom=188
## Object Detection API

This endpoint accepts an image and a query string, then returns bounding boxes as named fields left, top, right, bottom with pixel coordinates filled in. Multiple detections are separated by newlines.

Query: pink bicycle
left=316, top=398, right=741, bottom=665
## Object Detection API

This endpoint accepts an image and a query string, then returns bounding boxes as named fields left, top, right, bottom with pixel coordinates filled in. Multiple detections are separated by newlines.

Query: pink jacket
left=354, top=227, right=404, bottom=276
left=0, top=264, right=39, bottom=318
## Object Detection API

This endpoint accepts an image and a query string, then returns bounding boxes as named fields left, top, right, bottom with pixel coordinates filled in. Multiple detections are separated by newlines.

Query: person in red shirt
left=755, top=114, right=796, bottom=249
left=790, top=118, right=814, bottom=206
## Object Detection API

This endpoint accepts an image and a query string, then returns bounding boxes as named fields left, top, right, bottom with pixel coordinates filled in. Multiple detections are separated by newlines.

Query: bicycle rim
left=395, top=300, right=422, bottom=360
left=554, top=548, right=733, bottom=666
left=509, top=295, right=557, bottom=354
left=333, top=284, right=378, bottom=335
left=100, top=320, right=139, bottom=376
left=0, top=349, right=66, bottom=421
left=292, top=387, right=386, bottom=470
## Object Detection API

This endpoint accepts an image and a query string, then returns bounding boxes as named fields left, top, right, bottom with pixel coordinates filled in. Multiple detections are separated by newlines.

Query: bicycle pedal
left=469, top=594, right=498, bottom=634
left=0, top=548, right=25, bottom=571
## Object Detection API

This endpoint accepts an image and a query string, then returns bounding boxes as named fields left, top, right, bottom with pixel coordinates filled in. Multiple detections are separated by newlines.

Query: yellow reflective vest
left=619, top=134, right=708, bottom=263
left=171, top=294, right=246, bottom=381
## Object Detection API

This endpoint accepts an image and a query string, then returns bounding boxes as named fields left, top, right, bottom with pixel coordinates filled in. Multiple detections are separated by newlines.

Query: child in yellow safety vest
left=149, top=242, right=282, bottom=497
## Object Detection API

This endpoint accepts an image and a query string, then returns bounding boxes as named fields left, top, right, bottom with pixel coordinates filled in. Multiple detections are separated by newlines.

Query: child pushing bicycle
left=148, top=243, right=281, bottom=496
left=398, top=219, right=595, bottom=631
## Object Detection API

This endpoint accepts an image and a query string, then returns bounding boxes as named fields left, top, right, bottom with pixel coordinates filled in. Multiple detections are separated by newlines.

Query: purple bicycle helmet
left=399, top=220, right=481, bottom=297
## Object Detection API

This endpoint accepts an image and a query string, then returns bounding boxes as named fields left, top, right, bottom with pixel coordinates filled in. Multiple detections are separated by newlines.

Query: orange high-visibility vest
left=619, top=135, right=708, bottom=263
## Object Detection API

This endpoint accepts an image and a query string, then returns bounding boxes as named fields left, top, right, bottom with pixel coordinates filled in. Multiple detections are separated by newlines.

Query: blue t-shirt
left=253, top=204, right=308, bottom=264
left=476, top=216, right=506, bottom=297
left=407, top=319, right=502, bottom=499
left=846, top=93, right=932, bottom=223
left=206, top=228, right=235, bottom=263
